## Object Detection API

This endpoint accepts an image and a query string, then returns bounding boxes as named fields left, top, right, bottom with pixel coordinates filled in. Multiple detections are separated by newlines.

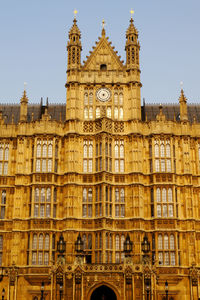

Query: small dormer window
left=100, top=64, right=107, bottom=71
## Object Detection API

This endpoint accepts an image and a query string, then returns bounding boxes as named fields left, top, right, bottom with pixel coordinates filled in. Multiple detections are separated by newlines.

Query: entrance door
left=90, top=285, right=117, bottom=300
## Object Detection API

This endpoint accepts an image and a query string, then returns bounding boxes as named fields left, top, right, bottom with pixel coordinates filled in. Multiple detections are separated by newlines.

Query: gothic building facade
left=0, top=15, right=199, bottom=300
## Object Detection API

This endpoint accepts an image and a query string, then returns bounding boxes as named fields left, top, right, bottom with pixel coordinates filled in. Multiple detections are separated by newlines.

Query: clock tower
left=66, top=15, right=142, bottom=121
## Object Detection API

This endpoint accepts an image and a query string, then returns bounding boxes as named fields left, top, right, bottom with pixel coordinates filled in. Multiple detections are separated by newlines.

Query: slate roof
left=0, top=103, right=200, bottom=124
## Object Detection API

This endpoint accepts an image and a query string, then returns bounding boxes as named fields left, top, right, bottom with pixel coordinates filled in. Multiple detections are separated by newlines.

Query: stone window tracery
left=157, top=233, right=175, bottom=266
left=0, top=142, right=9, bottom=175
left=156, top=187, right=174, bottom=218
left=84, top=89, right=93, bottom=119
left=154, top=139, right=171, bottom=172
left=36, top=139, right=53, bottom=173
left=30, top=233, right=50, bottom=265
left=0, top=190, right=6, bottom=219
left=83, top=140, right=93, bottom=173
left=115, top=140, right=124, bottom=172
left=115, top=188, right=125, bottom=217
left=82, top=188, right=93, bottom=218
left=33, top=187, right=57, bottom=218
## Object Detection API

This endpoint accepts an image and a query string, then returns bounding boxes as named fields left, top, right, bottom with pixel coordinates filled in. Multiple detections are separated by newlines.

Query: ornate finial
left=74, top=9, right=78, bottom=19
left=24, top=82, right=27, bottom=91
left=180, top=81, right=183, bottom=90
left=130, top=9, right=134, bottom=19
left=102, top=19, right=106, bottom=36
left=102, top=19, right=105, bottom=29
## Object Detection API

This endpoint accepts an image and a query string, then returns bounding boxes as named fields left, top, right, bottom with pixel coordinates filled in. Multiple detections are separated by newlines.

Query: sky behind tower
left=0, top=0, right=199, bottom=104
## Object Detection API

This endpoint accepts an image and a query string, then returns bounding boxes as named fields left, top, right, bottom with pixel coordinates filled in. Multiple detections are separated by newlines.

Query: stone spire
left=67, top=13, right=82, bottom=71
left=125, top=11, right=140, bottom=70
left=20, top=89, right=28, bottom=122
left=179, top=89, right=188, bottom=121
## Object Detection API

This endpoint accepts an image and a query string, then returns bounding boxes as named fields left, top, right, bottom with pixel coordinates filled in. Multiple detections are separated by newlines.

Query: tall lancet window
left=83, top=140, right=93, bottom=173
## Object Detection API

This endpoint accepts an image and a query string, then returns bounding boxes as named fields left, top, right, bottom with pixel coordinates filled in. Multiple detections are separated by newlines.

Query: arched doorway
left=90, top=285, right=117, bottom=300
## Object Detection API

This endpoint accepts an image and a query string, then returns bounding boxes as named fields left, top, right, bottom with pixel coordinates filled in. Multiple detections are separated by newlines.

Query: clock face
left=96, top=88, right=111, bottom=102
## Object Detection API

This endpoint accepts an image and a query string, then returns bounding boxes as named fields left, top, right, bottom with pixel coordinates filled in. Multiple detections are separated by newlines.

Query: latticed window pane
left=121, top=235, right=125, bottom=251
left=3, top=163, right=8, bottom=175
left=161, top=159, right=165, bottom=171
left=120, top=160, right=124, bottom=172
left=157, top=205, right=161, bottom=217
left=83, top=144, right=87, bottom=158
left=114, top=107, right=118, bottom=119
left=115, top=144, right=119, bottom=158
left=41, top=188, right=45, bottom=202
left=84, top=108, right=88, bottom=119
left=34, top=205, right=39, bottom=217
left=48, top=144, right=53, bottom=158
left=114, top=93, right=118, bottom=105
left=88, top=189, right=92, bottom=202
left=0, top=236, right=3, bottom=251
left=96, top=107, right=100, bottom=118
left=115, top=235, right=120, bottom=250
left=166, top=159, right=171, bottom=172
left=89, top=160, right=93, bottom=172
left=89, top=93, right=93, bottom=105
left=170, top=252, right=175, bottom=265
left=115, top=252, right=120, bottom=263
left=39, top=235, right=43, bottom=249
left=155, top=143, right=159, bottom=157
left=119, top=93, right=123, bottom=105
left=163, top=205, right=167, bottom=217
left=84, top=93, right=88, bottom=105
left=32, top=234, right=37, bottom=249
left=164, top=252, right=169, bottom=265
left=38, top=252, right=43, bottom=265
left=115, top=160, right=119, bottom=172
left=160, top=144, right=165, bottom=157
left=32, top=252, right=37, bottom=265
left=169, top=205, right=173, bottom=217
left=44, top=252, right=49, bottom=265
left=48, top=159, right=52, bottom=172
left=168, top=188, right=172, bottom=202
left=83, top=159, right=87, bottom=172
left=121, top=204, right=125, bottom=217
left=4, top=148, right=9, bottom=160
left=89, top=107, right=93, bottom=119
left=170, top=235, right=175, bottom=250
left=162, top=189, right=167, bottom=202
left=89, top=144, right=93, bottom=158
left=36, top=160, right=40, bottom=172
left=158, top=252, right=163, bottom=265
left=42, top=144, right=47, bottom=157
left=44, top=235, right=49, bottom=250
left=119, top=108, right=123, bottom=119
left=107, top=107, right=111, bottom=118
left=115, top=189, right=119, bottom=202
left=155, top=159, right=159, bottom=172
left=46, top=204, right=51, bottom=217
left=158, top=235, right=162, bottom=250
left=0, top=149, right=3, bottom=160
left=82, top=205, right=87, bottom=217
left=156, top=188, right=161, bottom=202
left=120, top=189, right=125, bottom=202
left=42, top=159, right=46, bottom=172
left=166, top=143, right=171, bottom=157
left=115, top=205, right=119, bottom=217
left=37, top=143, right=41, bottom=157
left=47, top=188, right=51, bottom=202
left=83, top=189, right=87, bottom=202
left=40, top=205, right=45, bottom=217
left=88, top=205, right=92, bottom=217
left=164, top=235, right=169, bottom=249
left=120, top=143, right=124, bottom=158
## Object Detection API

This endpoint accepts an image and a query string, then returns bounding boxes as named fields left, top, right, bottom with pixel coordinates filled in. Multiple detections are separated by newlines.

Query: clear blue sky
left=0, top=0, right=200, bottom=104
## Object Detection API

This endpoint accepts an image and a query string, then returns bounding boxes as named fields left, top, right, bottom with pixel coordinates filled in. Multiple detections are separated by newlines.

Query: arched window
left=88, top=189, right=92, bottom=202
left=48, top=159, right=52, bottom=172
left=48, top=143, right=53, bottom=158
left=119, top=108, right=123, bottom=119
left=164, top=235, right=169, bottom=250
left=84, top=108, right=88, bottom=119
left=89, top=93, right=93, bottom=105
left=41, top=188, right=45, bottom=202
left=114, top=93, right=118, bottom=105
left=47, top=188, right=51, bottom=202
left=115, top=189, right=119, bottom=202
left=119, top=93, right=123, bottom=105
left=155, top=142, right=159, bottom=157
left=0, top=149, right=3, bottom=160
left=44, top=235, right=49, bottom=250
left=32, top=234, right=37, bottom=249
left=35, top=188, right=39, bottom=202
left=114, top=107, right=118, bottom=119
left=39, top=234, right=43, bottom=250
left=100, top=64, right=107, bottom=71
left=158, top=234, right=162, bottom=250
left=162, top=188, right=167, bottom=202
left=83, top=144, right=87, bottom=158
left=42, top=144, right=47, bottom=157
left=36, top=143, right=41, bottom=157
left=4, top=148, right=9, bottom=160
left=89, top=107, right=93, bottom=119
left=84, top=93, right=88, bottom=105
left=89, top=144, right=93, bottom=158
left=96, top=107, right=100, bottom=118
left=120, top=189, right=125, bottom=202
left=83, top=189, right=87, bottom=202
left=120, top=143, right=124, bottom=158
left=166, top=143, right=171, bottom=157
left=160, top=144, right=165, bottom=157
left=168, top=188, right=172, bottom=202
left=115, top=144, right=119, bottom=158
left=107, top=107, right=111, bottom=118
left=115, top=235, right=119, bottom=250
left=121, top=235, right=125, bottom=251
left=156, top=188, right=161, bottom=202
left=170, top=235, right=175, bottom=250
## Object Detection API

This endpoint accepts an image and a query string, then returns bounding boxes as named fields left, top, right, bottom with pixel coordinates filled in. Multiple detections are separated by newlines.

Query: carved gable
left=82, top=35, right=124, bottom=71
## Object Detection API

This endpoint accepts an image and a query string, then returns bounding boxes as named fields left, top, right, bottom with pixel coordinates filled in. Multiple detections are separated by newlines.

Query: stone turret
left=179, top=89, right=188, bottom=121
left=20, top=90, right=28, bottom=122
